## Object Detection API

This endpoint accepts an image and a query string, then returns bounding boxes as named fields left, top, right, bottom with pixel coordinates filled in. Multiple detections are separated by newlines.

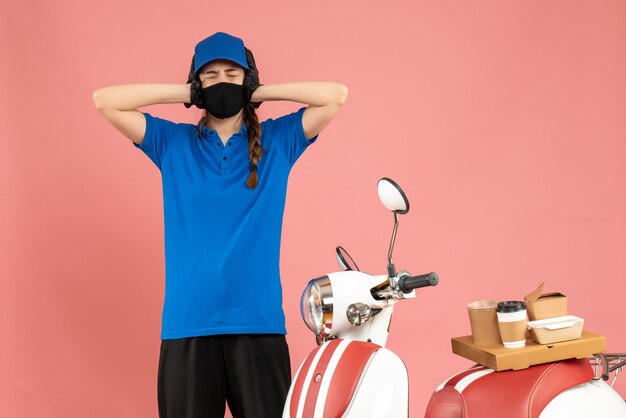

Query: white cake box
left=527, top=315, right=584, bottom=344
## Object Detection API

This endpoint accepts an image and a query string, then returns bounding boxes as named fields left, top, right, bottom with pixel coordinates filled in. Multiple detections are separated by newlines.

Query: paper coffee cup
left=467, top=300, right=502, bottom=346
left=496, top=301, right=527, bottom=348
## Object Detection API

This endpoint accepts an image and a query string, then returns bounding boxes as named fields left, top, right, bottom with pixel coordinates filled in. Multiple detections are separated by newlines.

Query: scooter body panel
left=282, top=339, right=408, bottom=418
left=325, top=272, right=394, bottom=347
left=539, top=379, right=626, bottom=418
left=342, top=347, right=408, bottom=417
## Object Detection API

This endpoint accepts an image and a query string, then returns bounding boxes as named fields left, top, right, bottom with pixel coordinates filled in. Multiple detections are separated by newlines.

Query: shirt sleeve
left=132, top=112, right=178, bottom=171
left=265, top=106, right=319, bottom=167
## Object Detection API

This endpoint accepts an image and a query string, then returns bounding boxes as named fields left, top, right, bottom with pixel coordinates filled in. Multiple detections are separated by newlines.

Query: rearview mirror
left=377, top=177, right=410, bottom=215
left=335, top=246, right=360, bottom=272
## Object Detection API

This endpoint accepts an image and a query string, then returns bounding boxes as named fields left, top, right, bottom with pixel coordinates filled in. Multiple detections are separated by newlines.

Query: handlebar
left=398, top=272, right=439, bottom=294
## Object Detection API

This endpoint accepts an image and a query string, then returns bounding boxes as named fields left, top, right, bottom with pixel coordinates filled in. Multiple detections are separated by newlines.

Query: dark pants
left=157, top=334, right=291, bottom=418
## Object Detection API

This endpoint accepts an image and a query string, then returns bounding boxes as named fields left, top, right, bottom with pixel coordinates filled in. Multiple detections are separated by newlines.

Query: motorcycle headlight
left=300, top=276, right=333, bottom=337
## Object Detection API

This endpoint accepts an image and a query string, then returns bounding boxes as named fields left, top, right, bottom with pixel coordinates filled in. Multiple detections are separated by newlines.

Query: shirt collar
left=200, top=121, right=248, bottom=138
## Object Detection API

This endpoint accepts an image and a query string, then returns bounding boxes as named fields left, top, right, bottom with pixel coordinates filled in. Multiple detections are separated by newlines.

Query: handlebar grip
left=399, top=272, right=439, bottom=294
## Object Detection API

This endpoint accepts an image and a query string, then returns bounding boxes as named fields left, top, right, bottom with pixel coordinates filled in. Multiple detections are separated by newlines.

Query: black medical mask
left=201, top=82, right=245, bottom=119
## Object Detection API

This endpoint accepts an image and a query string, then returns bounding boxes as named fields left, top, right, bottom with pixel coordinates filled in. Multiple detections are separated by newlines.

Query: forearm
left=251, top=81, right=348, bottom=107
left=92, top=84, right=191, bottom=111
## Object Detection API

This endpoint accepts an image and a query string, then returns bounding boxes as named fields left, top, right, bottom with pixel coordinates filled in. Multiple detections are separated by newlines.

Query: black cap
left=496, top=301, right=526, bottom=313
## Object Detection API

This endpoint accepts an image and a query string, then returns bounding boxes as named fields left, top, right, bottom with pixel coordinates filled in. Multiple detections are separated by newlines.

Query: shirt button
left=223, top=156, right=227, bottom=160
left=228, top=143, right=232, bottom=146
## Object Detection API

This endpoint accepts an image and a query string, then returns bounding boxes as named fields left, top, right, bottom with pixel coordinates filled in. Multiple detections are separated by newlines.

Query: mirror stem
left=387, top=212, right=399, bottom=278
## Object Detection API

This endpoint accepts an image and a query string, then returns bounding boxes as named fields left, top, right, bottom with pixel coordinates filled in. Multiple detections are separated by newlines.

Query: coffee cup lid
left=497, top=301, right=526, bottom=313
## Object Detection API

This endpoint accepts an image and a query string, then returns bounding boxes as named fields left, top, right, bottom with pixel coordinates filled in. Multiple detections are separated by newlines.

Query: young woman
left=92, top=31, right=348, bottom=418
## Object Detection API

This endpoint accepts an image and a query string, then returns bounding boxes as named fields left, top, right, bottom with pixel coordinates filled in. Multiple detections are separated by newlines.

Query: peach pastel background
left=1, top=0, right=625, bottom=417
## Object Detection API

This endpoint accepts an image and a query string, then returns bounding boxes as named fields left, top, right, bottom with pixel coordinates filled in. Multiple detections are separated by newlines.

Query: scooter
left=282, top=177, right=626, bottom=418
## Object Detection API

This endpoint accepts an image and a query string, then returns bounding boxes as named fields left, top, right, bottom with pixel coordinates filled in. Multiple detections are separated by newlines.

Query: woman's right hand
left=184, top=55, right=205, bottom=109
left=243, top=48, right=263, bottom=109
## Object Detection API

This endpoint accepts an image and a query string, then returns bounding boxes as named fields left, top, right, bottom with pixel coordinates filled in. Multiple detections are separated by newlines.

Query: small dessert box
left=527, top=315, right=584, bottom=344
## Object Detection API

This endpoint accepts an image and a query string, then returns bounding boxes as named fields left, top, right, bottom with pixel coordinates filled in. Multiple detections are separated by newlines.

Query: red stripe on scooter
left=323, top=341, right=381, bottom=418
left=444, top=366, right=489, bottom=388
left=290, top=343, right=322, bottom=418
left=301, top=339, right=343, bottom=418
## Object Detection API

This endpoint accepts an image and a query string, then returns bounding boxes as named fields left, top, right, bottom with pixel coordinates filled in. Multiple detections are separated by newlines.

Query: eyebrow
left=204, top=68, right=242, bottom=73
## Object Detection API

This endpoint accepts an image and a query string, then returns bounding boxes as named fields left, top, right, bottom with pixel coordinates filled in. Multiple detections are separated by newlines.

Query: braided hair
left=242, top=105, right=263, bottom=188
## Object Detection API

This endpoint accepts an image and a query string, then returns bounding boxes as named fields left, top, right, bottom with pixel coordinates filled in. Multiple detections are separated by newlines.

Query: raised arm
left=250, top=81, right=348, bottom=140
left=92, top=84, right=191, bottom=145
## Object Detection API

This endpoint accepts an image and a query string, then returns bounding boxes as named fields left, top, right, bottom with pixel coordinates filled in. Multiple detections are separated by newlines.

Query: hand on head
left=185, top=55, right=205, bottom=109
left=243, top=47, right=262, bottom=109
